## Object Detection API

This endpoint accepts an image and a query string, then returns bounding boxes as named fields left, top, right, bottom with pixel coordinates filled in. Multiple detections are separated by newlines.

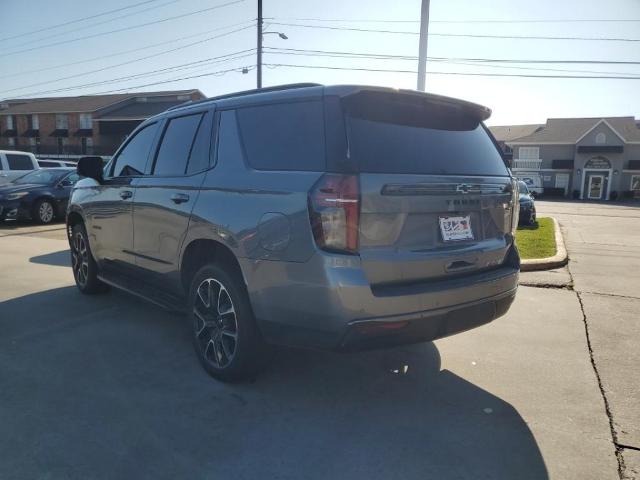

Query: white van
left=0, top=150, right=40, bottom=185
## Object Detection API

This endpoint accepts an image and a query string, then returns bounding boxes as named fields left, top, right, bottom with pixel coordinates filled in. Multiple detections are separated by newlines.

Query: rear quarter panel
left=183, top=162, right=322, bottom=263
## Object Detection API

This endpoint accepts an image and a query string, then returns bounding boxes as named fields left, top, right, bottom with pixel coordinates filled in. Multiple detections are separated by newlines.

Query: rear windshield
left=344, top=93, right=508, bottom=176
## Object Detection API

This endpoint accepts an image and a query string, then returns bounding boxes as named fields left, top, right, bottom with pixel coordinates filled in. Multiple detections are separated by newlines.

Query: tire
left=32, top=198, right=55, bottom=224
left=188, top=262, right=271, bottom=382
left=70, top=223, right=108, bottom=294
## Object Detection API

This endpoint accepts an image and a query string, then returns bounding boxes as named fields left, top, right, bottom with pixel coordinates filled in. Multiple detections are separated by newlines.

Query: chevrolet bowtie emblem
left=456, top=184, right=471, bottom=194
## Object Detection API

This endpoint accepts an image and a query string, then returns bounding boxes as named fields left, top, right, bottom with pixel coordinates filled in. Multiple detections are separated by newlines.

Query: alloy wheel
left=72, top=232, right=89, bottom=287
left=193, top=278, right=239, bottom=369
left=39, top=202, right=54, bottom=223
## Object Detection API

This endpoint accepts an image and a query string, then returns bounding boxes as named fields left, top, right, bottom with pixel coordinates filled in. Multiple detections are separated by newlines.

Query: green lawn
left=516, top=217, right=557, bottom=260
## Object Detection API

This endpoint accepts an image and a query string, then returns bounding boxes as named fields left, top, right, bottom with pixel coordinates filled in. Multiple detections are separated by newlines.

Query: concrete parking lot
left=0, top=201, right=637, bottom=480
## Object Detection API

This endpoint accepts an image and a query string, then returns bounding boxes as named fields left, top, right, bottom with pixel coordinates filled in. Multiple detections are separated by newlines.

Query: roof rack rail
left=166, top=83, right=322, bottom=111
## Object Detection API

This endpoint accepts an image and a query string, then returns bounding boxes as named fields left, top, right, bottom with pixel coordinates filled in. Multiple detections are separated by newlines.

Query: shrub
left=542, top=187, right=566, bottom=197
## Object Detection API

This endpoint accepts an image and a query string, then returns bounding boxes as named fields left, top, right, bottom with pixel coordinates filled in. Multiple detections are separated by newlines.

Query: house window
left=631, top=175, right=640, bottom=192
left=79, top=113, right=92, bottom=129
left=7, top=115, right=14, bottom=129
left=595, top=132, right=606, bottom=144
left=8, top=137, right=15, bottom=147
left=55, top=114, right=69, bottom=130
left=30, top=114, right=39, bottom=130
left=518, top=147, right=540, bottom=159
left=81, top=137, right=93, bottom=154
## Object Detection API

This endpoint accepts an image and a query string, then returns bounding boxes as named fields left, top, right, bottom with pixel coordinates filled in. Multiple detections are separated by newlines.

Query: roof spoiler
left=334, top=85, right=492, bottom=121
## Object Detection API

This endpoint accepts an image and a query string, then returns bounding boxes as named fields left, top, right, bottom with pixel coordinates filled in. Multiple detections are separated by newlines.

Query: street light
left=263, top=31, right=288, bottom=40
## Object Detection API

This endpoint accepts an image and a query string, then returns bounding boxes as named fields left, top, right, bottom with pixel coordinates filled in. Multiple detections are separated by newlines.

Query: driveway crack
left=575, top=289, right=626, bottom=479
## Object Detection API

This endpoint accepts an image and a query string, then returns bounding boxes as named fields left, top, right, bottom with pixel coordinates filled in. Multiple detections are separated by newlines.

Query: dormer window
left=595, top=132, right=606, bottom=144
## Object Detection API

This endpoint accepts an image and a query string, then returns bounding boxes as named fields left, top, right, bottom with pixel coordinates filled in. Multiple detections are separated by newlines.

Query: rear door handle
left=119, top=190, right=133, bottom=200
left=170, top=193, right=190, bottom=204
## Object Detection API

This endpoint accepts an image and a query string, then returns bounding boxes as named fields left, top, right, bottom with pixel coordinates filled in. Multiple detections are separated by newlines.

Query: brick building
left=0, top=89, right=204, bottom=159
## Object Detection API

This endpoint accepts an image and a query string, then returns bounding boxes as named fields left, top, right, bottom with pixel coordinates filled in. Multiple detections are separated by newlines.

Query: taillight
left=510, top=178, right=520, bottom=233
left=308, top=173, right=360, bottom=254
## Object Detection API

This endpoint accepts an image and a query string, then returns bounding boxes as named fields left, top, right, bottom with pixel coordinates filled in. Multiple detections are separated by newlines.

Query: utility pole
left=416, top=0, right=430, bottom=91
left=257, top=0, right=263, bottom=89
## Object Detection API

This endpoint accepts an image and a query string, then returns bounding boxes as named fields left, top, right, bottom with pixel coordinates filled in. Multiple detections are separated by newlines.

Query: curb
left=520, top=217, right=568, bottom=272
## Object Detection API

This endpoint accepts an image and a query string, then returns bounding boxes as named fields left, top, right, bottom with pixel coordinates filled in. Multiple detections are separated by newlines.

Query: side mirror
left=77, top=156, right=104, bottom=183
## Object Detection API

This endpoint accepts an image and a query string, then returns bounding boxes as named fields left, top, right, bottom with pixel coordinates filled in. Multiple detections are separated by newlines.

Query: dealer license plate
left=439, top=215, right=474, bottom=242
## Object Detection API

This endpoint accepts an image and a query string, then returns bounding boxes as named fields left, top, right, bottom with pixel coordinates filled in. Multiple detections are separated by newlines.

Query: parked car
left=0, top=150, right=39, bottom=186
left=38, top=159, right=78, bottom=168
left=0, top=168, right=79, bottom=223
left=517, top=180, right=537, bottom=225
left=514, top=174, right=543, bottom=197
left=68, top=84, right=520, bottom=382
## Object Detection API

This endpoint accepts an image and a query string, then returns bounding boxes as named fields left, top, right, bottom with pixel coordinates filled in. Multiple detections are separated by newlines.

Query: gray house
left=490, top=117, right=640, bottom=200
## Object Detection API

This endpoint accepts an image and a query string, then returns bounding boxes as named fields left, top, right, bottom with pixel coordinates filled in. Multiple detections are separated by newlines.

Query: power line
left=0, top=21, right=254, bottom=81
left=271, top=16, right=640, bottom=24
left=268, top=22, right=640, bottom=42
left=263, top=62, right=640, bottom=80
left=263, top=46, right=640, bottom=65
left=263, top=48, right=640, bottom=77
left=1, top=24, right=255, bottom=95
left=6, top=51, right=256, bottom=98
left=0, top=0, right=245, bottom=58
left=89, top=66, right=254, bottom=95
left=16, top=0, right=186, bottom=48
left=0, top=0, right=168, bottom=42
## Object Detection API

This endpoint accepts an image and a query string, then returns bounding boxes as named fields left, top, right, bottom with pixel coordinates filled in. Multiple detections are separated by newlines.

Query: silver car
left=68, top=84, right=520, bottom=382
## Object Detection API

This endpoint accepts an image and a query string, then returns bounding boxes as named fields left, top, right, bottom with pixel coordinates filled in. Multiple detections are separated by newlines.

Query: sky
left=1, top=0, right=639, bottom=125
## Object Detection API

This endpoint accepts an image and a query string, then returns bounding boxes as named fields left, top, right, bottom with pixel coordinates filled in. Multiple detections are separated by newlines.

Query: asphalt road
left=0, top=207, right=632, bottom=480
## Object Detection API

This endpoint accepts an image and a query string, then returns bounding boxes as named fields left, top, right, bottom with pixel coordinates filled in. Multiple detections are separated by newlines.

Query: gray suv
left=68, top=84, right=520, bottom=382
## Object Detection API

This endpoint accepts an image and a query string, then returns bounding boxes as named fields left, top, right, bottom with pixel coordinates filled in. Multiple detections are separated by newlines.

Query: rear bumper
left=338, top=288, right=515, bottom=351
left=240, top=246, right=519, bottom=350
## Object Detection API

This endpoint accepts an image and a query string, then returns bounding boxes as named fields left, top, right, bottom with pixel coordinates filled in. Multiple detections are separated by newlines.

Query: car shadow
left=0, top=286, right=548, bottom=480
left=0, top=218, right=65, bottom=229
left=518, top=220, right=540, bottom=231
left=29, top=249, right=69, bottom=267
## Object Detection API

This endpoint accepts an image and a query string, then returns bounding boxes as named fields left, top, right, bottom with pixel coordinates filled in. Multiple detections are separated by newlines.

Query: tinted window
left=345, top=94, right=508, bottom=176
left=7, top=154, right=33, bottom=170
left=236, top=101, right=325, bottom=171
left=153, top=114, right=203, bottom=176
left=217, top=111, right=245, bottom=167
left=186, top=112, right=213, bottom=174
left=38, top=161, right=59, bottom=168
left=112, top=123, right=158, bottom=177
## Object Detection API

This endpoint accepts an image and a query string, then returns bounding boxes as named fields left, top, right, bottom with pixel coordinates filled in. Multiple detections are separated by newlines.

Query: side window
left=217, top=110, right=245, bottom=166
left=186, top=111, right=213, bottom=174
left=153, top=113, right=203, bottom=176
left=235, top=101, right=325, bottom=171
left=7, top=154, right=34, bottom=170
left=62, top=173, right=80, bottom=185
left=111, top=123, right=158, bottom=177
